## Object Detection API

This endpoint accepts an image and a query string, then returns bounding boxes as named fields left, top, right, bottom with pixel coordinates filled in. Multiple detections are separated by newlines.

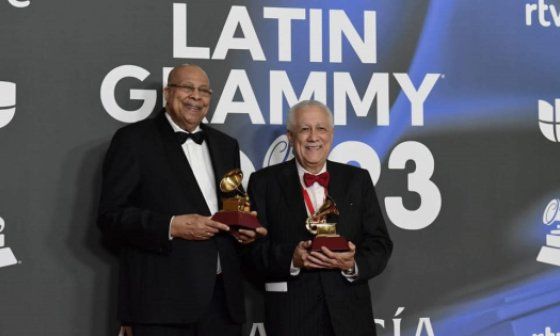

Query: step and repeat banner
left=1, top=0, right=560, bottom=335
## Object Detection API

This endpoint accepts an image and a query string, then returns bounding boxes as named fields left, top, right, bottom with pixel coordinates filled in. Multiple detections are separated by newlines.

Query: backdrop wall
left=1, top=1, right=559, bottom=335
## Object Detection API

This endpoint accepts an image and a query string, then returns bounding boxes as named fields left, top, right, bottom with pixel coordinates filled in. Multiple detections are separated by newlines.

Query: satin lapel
left=155, top=113, right=209, bottom=213
left=201, top=124, right=227, bottom=199
left=278, top=160, right=307, bottom=218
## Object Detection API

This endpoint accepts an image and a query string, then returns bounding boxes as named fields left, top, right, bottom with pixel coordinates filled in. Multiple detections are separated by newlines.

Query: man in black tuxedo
left=247, top=100, right=393, bottom=336
left=98, top=64, right=265, bottom=336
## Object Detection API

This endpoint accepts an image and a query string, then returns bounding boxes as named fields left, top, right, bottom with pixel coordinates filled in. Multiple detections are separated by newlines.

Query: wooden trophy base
left=212, top=211, right=261, bottom=230
left=310, top=235, right=349, bottom=252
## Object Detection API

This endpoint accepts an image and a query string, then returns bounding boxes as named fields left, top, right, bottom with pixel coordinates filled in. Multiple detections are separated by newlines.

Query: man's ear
left=163, top=87, right=170, bottom=103
left=286, top=131, right=294, bottom=145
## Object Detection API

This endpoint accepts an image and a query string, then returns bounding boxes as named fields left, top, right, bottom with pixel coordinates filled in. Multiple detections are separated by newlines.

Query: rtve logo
left=0, top=81, right=16, bottom=128
left=7, top=0, right=30, bottom=8
left=532, top=326, right=560, bottom=336
left=538, top=99, right=560, bottom=142
left=526, top=0, right=560, bottom=27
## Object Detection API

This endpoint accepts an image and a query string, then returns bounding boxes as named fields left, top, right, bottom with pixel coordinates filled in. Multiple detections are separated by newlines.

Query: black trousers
left=266, top=288, right=336, bottom=336
left=132, top=277, right=241, bottom=336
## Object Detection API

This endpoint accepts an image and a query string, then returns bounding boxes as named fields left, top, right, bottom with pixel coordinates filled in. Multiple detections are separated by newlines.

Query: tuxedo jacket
left=247, top=159, right=393, bottom=336
left=97, top=111, right=244, bottom=325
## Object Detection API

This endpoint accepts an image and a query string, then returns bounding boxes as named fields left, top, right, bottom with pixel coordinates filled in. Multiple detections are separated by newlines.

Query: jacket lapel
left=201, top=124, right=227, bottom=197
left=155, top=112, right=210, bottom=214
left=326, top=161, right=348, bottom=212
left=278, top=159, right=307, bottom=218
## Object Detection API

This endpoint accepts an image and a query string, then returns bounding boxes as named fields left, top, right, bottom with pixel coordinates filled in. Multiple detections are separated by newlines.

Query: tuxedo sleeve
left=97, top=128, right=172, bottom=254
left=245, top=172, right=297, bottom=279
left=354, top=170, right=393, bottom=282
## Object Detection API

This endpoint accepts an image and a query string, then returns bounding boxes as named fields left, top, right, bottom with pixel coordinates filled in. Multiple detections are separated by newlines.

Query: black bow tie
left=175, top=131, right=205, bottom=145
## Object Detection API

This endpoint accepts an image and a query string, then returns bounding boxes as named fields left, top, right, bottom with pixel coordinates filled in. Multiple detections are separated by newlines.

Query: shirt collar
left=295, top=160, right=327, bottom=186
left=165, top=112, right=202, bottom=134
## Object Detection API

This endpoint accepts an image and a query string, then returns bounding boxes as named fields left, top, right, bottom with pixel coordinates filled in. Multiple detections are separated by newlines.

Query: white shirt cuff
left=168, top=216, right=175, bottom=240
left=290, top=260, right=301, bottom=276
left=341, top=262, right=359, bottom=282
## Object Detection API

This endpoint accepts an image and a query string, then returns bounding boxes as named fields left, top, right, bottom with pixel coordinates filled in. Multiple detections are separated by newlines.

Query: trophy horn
left=312, top=196, right=339, bottom=222
left=219, top=168, right=244, bottom=194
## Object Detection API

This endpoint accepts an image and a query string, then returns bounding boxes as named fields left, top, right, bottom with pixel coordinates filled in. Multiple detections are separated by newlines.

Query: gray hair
left=286, top=100, right=334, bottom=132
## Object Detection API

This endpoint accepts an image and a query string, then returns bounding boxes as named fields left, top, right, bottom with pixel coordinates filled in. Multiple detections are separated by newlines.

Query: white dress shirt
left=165, top=113, right=221, bottom=273
left=296, top=161, right=327, bottom=216
left=290, top=161, right=358, bottom=281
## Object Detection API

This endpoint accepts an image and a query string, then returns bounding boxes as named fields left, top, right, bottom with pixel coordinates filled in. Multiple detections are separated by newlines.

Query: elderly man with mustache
left=98, top=64, right=266, bottom=336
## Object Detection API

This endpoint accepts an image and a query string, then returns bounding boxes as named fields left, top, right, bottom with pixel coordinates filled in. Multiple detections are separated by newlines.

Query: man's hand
left=292, top=240, right=328, bottom=269
left=119, top=326, right=132, bottom=336
left=170, top=214, right=230, bottom=240
left=230, top=211, right=268, bottom=244
left=231, top=226, right=268, bottom=244
left=309, top=242, right=356, bottom=270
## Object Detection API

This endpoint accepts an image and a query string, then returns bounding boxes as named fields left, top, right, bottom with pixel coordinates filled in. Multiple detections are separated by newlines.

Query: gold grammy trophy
left=211, top=169, right=261, bottom=230
left=306, top=196, right=349, bottom=252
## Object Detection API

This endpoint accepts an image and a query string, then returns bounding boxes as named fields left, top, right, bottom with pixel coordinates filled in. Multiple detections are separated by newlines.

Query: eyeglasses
left=168, top=84, right=213, bottom=98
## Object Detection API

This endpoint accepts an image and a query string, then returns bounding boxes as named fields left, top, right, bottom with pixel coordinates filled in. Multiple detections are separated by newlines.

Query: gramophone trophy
left=0, top=216, right=17, bottom=268
left=306, top=196, right=349, bottom=252
left=537, top=198, right=560, bottom=266
left=211, top=169, right=261, bottom=230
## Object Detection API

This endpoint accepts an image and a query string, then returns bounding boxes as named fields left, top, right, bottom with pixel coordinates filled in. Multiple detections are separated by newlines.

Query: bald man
left=98, top=65, right=265, bottom=336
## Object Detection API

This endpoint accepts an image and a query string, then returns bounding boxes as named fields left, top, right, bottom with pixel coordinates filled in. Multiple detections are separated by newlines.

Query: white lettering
left=394, top=73, right=440, bottom=126
left=550, top=4, right=560, bottom=26
left=526, top=3, right=538, bottom=26
left=244, top=140, right=442, bottom=229
left=415, top=318, right=435, bottom=336
left=269, top=71, right=327, bottom=124
left=333, top=72, right=389, bottom=126
left=385, top=142, right=441, bottom=230
left=173, top=3, right=210, bottom=59
left=212, top=69, right=265, bottom=124
left=329, top=141, right=381, bottom=185
left=172, top=5, right=380, bottom=61
left=263, top=7, right=306, bottom=62
left=374, top=318, right=385, bottom=329
left=100, top=66, right=439, bottom=127
left=329, top=10, right=376, bottom=63
left=212, top=6, right=266, bottom=61
left=309, top=9, right=323, bottom=62
left=392, top=307, right=405, bottom=336
left=100, top=65, right=156, bottom=123
left=539, top=0, right=551, bottom=27
left=7, top=0, right=30, bottom=8
left=249, top=323, right=267, bottom=336
left=526, top=0, right=560, bottom=27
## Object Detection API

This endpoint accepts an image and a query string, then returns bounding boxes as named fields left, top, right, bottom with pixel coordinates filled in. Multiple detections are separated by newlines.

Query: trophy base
left=212, top=211, right=262, bottom=230
left=537, top=246, right=560, bottom=266
left=310, top=235, right=349, bottom=252
left=0, top=247, right=17, bottom=268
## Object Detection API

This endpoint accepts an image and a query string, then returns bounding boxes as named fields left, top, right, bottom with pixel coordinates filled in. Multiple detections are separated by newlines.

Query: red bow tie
left=303, top=172, right=330, bottom=188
